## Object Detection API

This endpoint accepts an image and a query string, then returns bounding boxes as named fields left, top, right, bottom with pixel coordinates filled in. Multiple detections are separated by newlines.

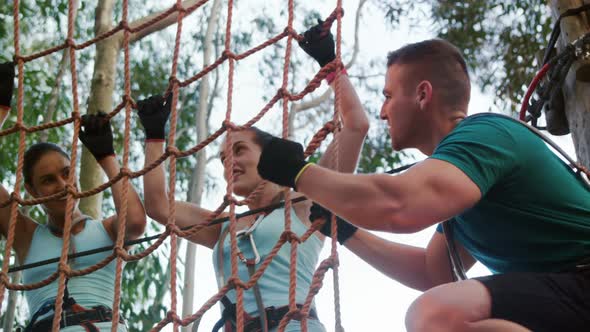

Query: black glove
left=136, top=94, right=172, bottom=140
left=309, top=202, right=357, bottom=245
left=0, top=61, right=15, bottom=108
left=79, top=112, right=115, bottom=161
left=257, top=136, right=309, bottom=189
left=298, top=19, right=336, bottom=67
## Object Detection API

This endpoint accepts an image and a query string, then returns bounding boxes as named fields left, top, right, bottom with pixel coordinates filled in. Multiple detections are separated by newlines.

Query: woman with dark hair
left=0, top=62, right=146, bottom=331
left=138, top=21, right=368, bottom=331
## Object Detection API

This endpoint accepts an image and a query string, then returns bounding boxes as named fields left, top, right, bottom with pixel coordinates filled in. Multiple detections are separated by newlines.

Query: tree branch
left=294, top=88, right=332, bottom=113
left=127, top=0, right=203, bottom=44
left=349, top=72, right=385, bottom=80
left=207, top=22, right=223, bottom=120
left=345, top=0, right=368, bottom=69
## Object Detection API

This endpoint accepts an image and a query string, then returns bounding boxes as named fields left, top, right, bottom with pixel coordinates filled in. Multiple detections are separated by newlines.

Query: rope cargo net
left=1, top=0, right=347, bottom=331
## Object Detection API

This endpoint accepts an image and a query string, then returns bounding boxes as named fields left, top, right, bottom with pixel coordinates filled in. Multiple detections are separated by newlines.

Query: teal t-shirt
left=431, top=114, right=590, bottom=273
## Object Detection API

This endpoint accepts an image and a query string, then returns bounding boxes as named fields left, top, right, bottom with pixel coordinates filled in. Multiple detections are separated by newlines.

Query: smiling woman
left=138, top=18, right=370, bottom=332
left=0, top=62, right=146, bottom=332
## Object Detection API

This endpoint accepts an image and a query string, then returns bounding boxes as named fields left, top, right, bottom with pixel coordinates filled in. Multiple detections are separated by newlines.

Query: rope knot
left=285, top=27, right=302, bottom=41
left=227, top=276, right=246, bottom=289
left=280, top=231, right=301, bottom=244
left=58, top=262, right=71, bottom=274
left=323, top=120, right=336, bottom=133
left=14, top=122, right=26, bottom=132
left=277, top=87, right=288, bottom=98
left=222, top=120, right=238, bottom=130
left=288, top=308, right=305, bottom=321
left=168, top=75, right=180, bottom=87
left=71, top=111, right=82, bottom=121
left=166, top=223, right=181, bottom=234
left=223, top=194, right=238, bottom=205
left=119, top=21, right=130, bottom=31
left=166, top=310, right=178, bottom=322
left=119, top=166, right=131, bottom=177
left=174, top=3, right=187, bottom=13
left=114, top=246, right=127, bottom=256
left=221, top=50, right=234, bottom=60
left=9, top=192, right=20, bottom=203
left=123, top=94, right=134, bottom=107
left=165, top=145, right=180, bottom=156
left=65, top=38, right=75, bottom=47
left=65, top=184, right=77, bottom=196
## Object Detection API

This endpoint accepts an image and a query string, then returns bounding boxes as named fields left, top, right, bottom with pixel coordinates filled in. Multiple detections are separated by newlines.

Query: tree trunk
left=80, top=0, right=206, bottom=219
left=182, top=1, right=222, bottom=331
left=2, top=271, right=21, bottom=331
left=548, top=0, right=590, bottom=167
left=79, top=0, right=119, bottom=219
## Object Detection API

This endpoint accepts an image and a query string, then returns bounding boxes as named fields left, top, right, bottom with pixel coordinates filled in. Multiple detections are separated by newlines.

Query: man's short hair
left=387, top=39, right=471, bottom=108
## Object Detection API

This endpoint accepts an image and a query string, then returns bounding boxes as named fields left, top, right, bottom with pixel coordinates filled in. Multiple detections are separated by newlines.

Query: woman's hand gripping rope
left=79, top=112, right=115, bottom=161
left=136, top=93, right=172, bottom=142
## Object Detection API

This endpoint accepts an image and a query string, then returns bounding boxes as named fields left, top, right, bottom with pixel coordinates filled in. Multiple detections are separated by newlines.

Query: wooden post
left=548, top=0, right=590, bottom=167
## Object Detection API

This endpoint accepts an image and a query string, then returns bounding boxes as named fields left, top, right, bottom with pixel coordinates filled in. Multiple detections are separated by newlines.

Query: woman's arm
left=143, top=141, right=222, bottom=249
left=79, top=112, right=146, bottom=241
left=138, top=95, right=222, bottom=249
left=0, top=61, right=35, bottom=261
left=99, top=156, right=146, bottom=240
left=294, top=20, right=369, bottom=226
left=297, top=20, right=369, bottom=173
left=318, top=74, right=369, bottom=172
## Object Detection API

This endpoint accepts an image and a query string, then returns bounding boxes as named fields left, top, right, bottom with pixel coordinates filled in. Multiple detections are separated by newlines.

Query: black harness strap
left=24, top=279, right=112, bottom=332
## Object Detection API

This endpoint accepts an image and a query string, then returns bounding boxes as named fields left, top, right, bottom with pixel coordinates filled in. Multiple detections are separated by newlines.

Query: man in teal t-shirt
left=431, top=114, right=590, bottom=274
left=256, top=38, right=590, bottom=332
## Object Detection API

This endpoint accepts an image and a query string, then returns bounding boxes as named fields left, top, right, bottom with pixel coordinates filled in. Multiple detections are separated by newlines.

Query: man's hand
left=298, top=19, right=336, bottom=67
left=79, top=112, right=115, bottom=161
left=309, top=202, right=357, bottom=245
left=257, top=136, right=310, bottom=189
left=137, top=94, right=172, bottom=141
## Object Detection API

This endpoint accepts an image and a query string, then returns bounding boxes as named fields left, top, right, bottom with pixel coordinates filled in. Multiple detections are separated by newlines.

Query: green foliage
left=402, top=1, right=552, bottom=114
left=120, top=224, right=170, bottom=330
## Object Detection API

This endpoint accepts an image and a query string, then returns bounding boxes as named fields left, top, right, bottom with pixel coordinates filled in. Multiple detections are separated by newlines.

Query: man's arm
left=344, top=230, right=476, bottom=291
left=296, top=158, right=481, bottom=233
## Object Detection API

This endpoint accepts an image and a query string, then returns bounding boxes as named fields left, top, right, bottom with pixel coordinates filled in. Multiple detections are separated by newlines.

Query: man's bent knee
left=406, top=291, right=464, bottom=332
left=405, top=280, right=492, bottom=332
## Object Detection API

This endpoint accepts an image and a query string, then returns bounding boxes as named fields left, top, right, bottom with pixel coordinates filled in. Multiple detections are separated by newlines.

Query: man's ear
left=416, top=81, right=433, bottom=110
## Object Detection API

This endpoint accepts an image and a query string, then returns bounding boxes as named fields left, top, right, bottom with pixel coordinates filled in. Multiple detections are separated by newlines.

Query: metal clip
left=236, top=215, right=264, bottom=265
